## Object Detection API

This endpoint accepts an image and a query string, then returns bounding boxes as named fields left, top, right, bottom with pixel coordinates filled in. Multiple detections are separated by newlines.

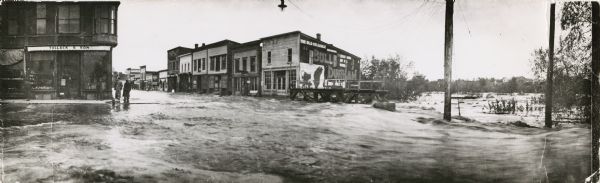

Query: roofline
left=260, top=31, right=301, bottom=40
left=192, top=39, right=240, bottom=52
left=2, top=1, right=121, bottom=5
left=168, top=46, right=193, bottom=52
left=260, top=31, right=360, bottom=59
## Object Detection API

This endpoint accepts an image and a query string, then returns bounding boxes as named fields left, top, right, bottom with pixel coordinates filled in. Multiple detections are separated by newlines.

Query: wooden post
left=443, top=0, right=454, bottom=121
left=544, top=3, right=555, bottom=128
left=591, top=1, right=600, bottom=180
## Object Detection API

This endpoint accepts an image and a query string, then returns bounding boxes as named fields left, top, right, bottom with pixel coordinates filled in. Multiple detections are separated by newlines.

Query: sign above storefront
left=27, top=46, right=112, bottom=52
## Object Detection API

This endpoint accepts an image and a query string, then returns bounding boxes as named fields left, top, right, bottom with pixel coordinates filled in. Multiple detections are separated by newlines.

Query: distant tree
left=529, top=2, right=591, bottom=123
left=361, top=55, right=421, bottom=101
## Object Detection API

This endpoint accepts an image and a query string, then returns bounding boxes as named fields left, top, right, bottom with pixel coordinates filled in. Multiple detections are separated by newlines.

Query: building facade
left=158, top=69, right=168, bottom=91
left=166, top=46, right=191, bottom=92
left=231, top=40, right=261, bottom=96
left=177, top=53, right=192, bottom=92
left=191, top=40, right=239, bottom=94
left=0, top=1, right=120, bottom=99
left=260, top=31, right=360, bottom=96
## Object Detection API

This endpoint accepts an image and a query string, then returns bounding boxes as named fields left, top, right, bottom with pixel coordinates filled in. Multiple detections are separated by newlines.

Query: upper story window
left=220, top=55, right=227, bottom=71
left=242, top=57, right=247, bottom=72
left=235, top=58, right=240, bottom=72
left=58, top=5, right=80, bottom=33
left=287, top=48, right=292, bottom=63
left=202, top=58, right=206, bottom=70
left=250, top=56, right=256, bottom=72
left=95, top=5, right=116, bottom=34
left=7, top=8, right=19, bottom=35
left=210, top=57, right=215, bottom=71
left=36, top=4, right=47, bottom=34
left=267, top=51, right=271, bottom=64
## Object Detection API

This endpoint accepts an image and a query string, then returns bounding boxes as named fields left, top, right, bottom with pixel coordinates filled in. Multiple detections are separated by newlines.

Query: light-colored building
left=191, top=40, right=240, bottom=94
left=260, top=31, right=361, bottom=96
left=177, top=53, right=192, bottom=92
left=158, top=69, right=168, bottom=91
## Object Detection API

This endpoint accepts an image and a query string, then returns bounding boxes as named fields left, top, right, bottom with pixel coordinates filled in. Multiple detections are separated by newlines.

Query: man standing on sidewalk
left=123, top=80, right=131, bottom=103
left=114, top=80, right=122, bottom=102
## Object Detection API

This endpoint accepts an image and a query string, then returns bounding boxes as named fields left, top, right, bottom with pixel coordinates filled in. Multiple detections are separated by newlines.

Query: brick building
left=0, top=1, right=120, bottom=99
left=191, top=40, right=239, bottom=94
left=166, top=46, right=191, bottom=92
left=231, top=40, right=261, bottom=96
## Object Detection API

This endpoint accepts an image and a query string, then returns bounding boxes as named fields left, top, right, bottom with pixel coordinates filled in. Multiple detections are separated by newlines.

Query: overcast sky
left=111, top=0, right=551, bottom=80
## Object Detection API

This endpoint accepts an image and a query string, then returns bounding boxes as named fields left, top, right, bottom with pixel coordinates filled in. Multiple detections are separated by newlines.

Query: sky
left=110, top=0, right=551, bottom=80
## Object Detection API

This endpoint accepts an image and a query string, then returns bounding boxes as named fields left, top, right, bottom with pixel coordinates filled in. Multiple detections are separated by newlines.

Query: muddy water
left=0, top=90, right=590, bottom=182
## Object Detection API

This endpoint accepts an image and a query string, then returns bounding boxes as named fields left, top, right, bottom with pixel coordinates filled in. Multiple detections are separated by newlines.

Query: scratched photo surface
left=0, top=0, right=593, bottom=182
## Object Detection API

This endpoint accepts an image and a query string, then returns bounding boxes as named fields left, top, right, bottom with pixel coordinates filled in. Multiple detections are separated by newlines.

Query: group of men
left=114, top=80, right=132, bottom=103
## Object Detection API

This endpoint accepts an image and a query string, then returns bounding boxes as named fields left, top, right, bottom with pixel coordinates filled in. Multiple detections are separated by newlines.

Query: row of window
left=7, top=4, right=116, bottom=35
left=264, top=70, right=296, bottom=90
left=234, top=56, right=257, bottom=73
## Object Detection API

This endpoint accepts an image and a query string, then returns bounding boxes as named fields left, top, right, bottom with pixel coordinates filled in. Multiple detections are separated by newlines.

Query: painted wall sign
left=299, top=63, right=325, bottom=89
left=28, top=46, right=112, bottom=52
left=300, top=39, right=326, bottom=49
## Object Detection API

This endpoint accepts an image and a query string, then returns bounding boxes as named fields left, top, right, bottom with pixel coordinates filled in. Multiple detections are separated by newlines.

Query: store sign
left=28, top=46, right=111, bottom=52
left=300, top=39, right=326, bottom=49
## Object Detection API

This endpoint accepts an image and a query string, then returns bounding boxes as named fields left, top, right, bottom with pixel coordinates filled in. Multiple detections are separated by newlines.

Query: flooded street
left=0, top=90, right=590, bottom=183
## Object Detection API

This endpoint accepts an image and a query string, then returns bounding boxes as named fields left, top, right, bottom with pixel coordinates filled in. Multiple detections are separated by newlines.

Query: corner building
left=0, top=1, right=120, bottom=99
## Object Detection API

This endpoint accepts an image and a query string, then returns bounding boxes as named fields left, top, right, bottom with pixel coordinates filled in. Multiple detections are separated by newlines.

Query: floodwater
left=0, top=90, right=590, bottom=183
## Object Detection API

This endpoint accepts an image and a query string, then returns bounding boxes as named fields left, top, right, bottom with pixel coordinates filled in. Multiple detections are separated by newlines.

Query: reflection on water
left=0, top=90, right=590, bottom=182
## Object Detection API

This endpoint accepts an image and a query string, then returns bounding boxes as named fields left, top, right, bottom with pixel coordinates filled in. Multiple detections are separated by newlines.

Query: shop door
left=57, top=52, right=81, bottom=99
left=274, top=71, right=286, bottom=93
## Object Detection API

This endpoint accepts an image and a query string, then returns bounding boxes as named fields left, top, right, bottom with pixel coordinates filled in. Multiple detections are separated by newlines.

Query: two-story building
left=191, top=40, right=239, bottom=94
left=177, top=52, right=192, bottom=92
left=260, top=31, right=360, bottom=96
left=231, top=40, right=261, bottom=96
left=166, top=46, right=191, bottom=92
left=158, top=69, right=168, bottom=91
left=0, top=1, right=120, bottom=99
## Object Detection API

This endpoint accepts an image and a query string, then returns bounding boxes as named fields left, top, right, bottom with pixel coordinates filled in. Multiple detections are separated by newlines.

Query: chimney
left=194, top=43, right=199, bottom=49
left=202, top=43, right=206, bottom=47
left=316, top=33, right=321, bottom=41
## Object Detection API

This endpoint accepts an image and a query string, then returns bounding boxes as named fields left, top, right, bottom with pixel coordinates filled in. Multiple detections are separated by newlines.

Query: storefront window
left=82, top=52, right=109, bottom=90
left=58, top=5, right=80, bottom=33
left=28, top=52, right=55, bottom=90
left=289, top=70, right=296, bottom=89
left=265, top=71, right=272, bottom=90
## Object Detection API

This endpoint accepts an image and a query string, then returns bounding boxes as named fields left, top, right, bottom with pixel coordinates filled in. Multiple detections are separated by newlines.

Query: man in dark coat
left=123, top=80, right=132, bottom=103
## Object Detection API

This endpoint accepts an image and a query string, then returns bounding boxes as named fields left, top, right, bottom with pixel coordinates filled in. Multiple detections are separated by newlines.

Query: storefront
left=262, top=68, right=297, bottom=96
left=25, top=46, right=112, bottom=99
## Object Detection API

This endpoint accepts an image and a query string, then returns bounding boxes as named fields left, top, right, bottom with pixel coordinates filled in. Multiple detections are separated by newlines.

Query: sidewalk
left=0, top=99, right=112, bottom=104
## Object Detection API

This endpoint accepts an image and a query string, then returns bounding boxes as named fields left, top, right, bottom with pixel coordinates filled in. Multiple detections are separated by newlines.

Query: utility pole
left=545, top=3, right=555, bottom=128
left=443, top=0, right=454, bottom=121
left=591, top=2, right=600, bottom=180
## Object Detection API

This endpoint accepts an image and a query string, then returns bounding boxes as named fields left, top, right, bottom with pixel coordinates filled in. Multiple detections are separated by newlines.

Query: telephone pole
left=544, top=3, right=555, bottom=128
left=591, top=1, right=600, bottom=180
left=443, top=0, right=454, bottom=121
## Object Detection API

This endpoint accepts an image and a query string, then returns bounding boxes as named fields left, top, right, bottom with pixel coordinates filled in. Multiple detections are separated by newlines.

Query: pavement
left=0, top=99, right=113, bottom=104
